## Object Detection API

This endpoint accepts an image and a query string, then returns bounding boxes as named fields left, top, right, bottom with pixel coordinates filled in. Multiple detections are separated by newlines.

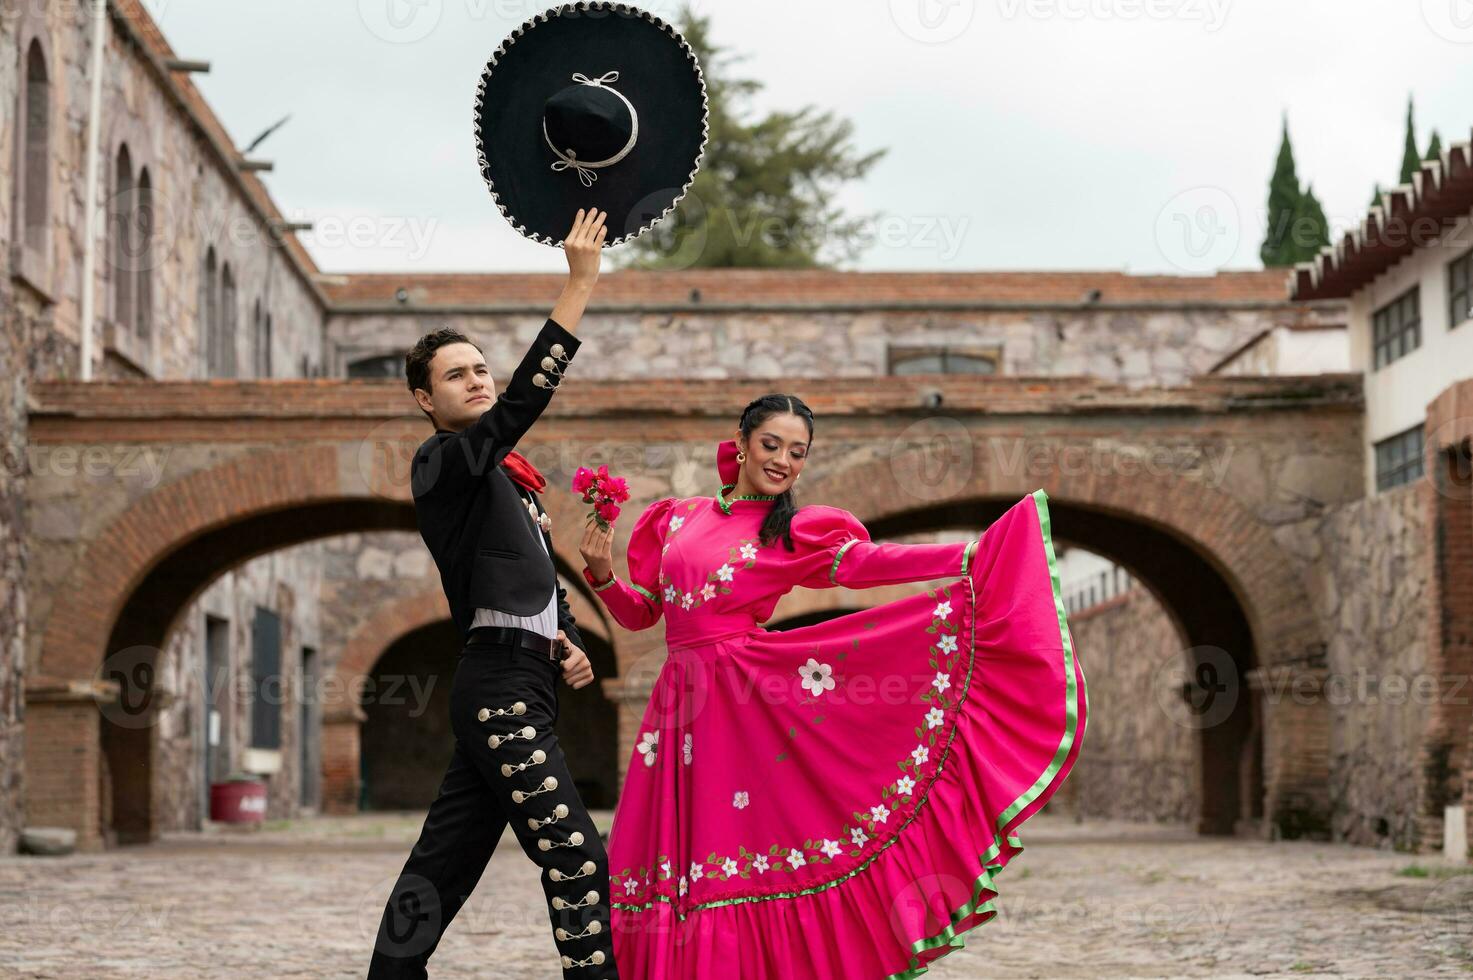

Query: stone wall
left=1055, top=587, right=1199, bottom=825
left=1276, top=484, right=1430, bottom=849
left=0, top=286, right=28, bottom=853
left=328, top=302, right=1339, bottom=387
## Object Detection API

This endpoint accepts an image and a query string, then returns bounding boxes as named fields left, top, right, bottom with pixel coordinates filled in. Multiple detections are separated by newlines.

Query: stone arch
left=793, top=449, right=1326, bottom=838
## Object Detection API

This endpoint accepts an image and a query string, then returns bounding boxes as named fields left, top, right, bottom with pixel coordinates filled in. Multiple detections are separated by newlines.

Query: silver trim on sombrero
left=473, top=1, right=710, bottom=249
left=542, top=71, right=640, bottom=187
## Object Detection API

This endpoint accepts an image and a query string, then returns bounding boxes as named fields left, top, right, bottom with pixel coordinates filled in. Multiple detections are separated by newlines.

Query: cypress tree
left=1261, top=115, right=1303, bottom=267
left=1426, top=129, right=1443, bottom=162
left=1295, top=184, right=1330, bottom=257
left=1399, top=97, right=1422, bottom=184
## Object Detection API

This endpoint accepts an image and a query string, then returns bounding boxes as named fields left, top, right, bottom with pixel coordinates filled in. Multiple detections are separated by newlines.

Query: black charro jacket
left=410, top=317, right=587, bottom=654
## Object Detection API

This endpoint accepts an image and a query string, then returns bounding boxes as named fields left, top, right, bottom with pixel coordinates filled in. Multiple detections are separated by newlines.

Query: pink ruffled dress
left=584, top=442, right=1087, bottom=979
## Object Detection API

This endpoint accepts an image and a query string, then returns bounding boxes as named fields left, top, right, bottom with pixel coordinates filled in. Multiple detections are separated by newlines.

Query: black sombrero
left=474, top=2, right=708, bottom=247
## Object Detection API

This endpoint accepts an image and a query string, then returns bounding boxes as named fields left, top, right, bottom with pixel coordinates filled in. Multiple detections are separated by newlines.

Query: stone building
left=9, top=1, right=1470, bottom=862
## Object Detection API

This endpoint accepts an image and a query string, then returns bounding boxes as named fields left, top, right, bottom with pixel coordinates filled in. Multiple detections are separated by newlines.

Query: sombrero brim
left=474, top=2, right=709, bottom=248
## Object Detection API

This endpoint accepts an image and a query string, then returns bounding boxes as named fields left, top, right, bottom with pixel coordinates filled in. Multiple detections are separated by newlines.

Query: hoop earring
left=736, top=451, right=746, bottom=463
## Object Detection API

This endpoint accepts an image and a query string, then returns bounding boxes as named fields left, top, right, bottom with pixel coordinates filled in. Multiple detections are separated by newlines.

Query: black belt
left=464, top=625, right=563, bottom=663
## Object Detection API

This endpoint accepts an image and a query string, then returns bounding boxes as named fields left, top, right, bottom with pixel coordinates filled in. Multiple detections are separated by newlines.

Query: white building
left=1291, top=127, right=1473, bottom=495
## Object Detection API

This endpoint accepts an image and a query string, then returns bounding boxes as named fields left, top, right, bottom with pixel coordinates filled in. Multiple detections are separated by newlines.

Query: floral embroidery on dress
left=797, top=658, right=835, bottom=697
left=612, top=585, right=970, bottom=908
left=659, top=535, right=763, bottom=615
left=636, top=730, right=659, bottom=767
left=660, top=501, right=701, bottom=555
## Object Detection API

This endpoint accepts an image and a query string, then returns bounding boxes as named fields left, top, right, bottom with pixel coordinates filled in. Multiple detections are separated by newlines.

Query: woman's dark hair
left=738, top=393, right=814, bottom=551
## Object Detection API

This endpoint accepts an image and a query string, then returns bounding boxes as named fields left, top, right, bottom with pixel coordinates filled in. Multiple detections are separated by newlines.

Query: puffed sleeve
left=581, top=496, right=677, bottom=631
left=787, top=505, right=976, bottom=591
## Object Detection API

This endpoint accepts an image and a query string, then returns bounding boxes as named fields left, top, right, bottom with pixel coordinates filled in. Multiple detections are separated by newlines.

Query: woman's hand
left=579, top=518, right=615, bottom=583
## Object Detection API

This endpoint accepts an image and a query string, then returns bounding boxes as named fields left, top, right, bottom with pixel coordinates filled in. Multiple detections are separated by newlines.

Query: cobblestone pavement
left=2, top=811, right=1470, bottom=978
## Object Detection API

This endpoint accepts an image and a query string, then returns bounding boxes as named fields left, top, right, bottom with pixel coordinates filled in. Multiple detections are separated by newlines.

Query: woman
left=577, top=393, right=1087, bottom=979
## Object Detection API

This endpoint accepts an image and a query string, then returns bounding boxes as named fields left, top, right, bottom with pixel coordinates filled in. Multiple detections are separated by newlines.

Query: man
left=367, top=209, right=618, bottom=979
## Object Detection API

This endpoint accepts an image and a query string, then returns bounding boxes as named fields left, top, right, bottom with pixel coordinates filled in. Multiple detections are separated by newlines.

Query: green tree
left=1369, top=182, right=1383, bottom=209
left=1261, top=115, right=1326, bottom=267
left=1296, top=184, right=1329, bottom=255
left=1426, top=129, right=1443, bottom=162
left=1399, top=96, right=1422, bottom=184
left=618, top=6, right=885, bottom=269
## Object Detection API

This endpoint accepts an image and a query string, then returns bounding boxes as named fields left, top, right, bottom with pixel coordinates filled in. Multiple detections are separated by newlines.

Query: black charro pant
left=366, top=630, right=619, bottom=979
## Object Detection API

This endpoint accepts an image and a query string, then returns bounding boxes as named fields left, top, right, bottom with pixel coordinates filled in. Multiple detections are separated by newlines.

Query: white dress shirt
left=471, top=493, right=559, bottom=640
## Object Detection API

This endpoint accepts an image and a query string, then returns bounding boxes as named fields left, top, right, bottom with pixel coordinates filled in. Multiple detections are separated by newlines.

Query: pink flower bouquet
left=571, top=464, right=631, bottom=532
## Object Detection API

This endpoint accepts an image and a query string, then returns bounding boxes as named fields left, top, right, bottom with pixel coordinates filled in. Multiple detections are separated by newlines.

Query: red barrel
left=210, top=778, right=268, bottom=823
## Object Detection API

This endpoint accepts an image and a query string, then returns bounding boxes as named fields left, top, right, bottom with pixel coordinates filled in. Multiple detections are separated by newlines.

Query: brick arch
left=28, top=442, right=606, bottom=847
left=793, top=450, right=1325, bottom=838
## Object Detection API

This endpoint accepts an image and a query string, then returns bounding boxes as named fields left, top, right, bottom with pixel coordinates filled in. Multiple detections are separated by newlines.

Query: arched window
left=13, top=37, right=51, bottom=286
left=135, top=168, right=153, bottom=340
left=252, top=298, right=272, bottom=378
left=201, top=247, right=219, bottom=375
left=110, top=144, right=135, bottom=332
left=220, top=262, right=238, bottom=378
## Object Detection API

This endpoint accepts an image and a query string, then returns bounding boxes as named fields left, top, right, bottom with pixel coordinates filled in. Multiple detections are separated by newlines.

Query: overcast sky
left=140, top=0, right=1473, bottom=276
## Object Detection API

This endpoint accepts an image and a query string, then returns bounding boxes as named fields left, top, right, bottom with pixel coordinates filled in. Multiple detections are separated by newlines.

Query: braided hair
left=737, top=393, right=814, bottom=551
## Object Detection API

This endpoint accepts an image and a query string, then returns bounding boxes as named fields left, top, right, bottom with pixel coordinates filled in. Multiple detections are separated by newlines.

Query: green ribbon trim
left=631, top=582, right=660, bottom=603
left=829, top=538, right=860, bottom=585
left=591, top=575, right=617, bottom=593
left=717, top=482, right=779, bottom=516
left=960, top=539, right=977, bottom=576
left=882, top=488, right=1086, bottom=978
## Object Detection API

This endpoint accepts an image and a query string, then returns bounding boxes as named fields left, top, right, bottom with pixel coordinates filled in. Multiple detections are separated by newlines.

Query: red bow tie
left=501, top=449, right=546, bottom=494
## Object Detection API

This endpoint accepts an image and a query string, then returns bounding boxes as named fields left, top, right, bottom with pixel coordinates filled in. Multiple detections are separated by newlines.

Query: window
left=347, top=354, right=405, bottom=379
left=135, top=168, right=153, bottom=339
left=250, top=607, right=282, bottom=750
left=1449, top=249, right=1472, bottom=331
left=1374, top=424, right=1424, bottom=492
left=1372, top=288, right=1420, bottom=369
left=219, top=262, right=237, bottom=377
left=252, top=299, right=272, bottom=378
left=201, top=247, right=220, bottom=375
left=109, top=144, right=135, bottom=331
left=12, top=38, right=51, bottom=287
left=889, top=346, right=1000, bottom=375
